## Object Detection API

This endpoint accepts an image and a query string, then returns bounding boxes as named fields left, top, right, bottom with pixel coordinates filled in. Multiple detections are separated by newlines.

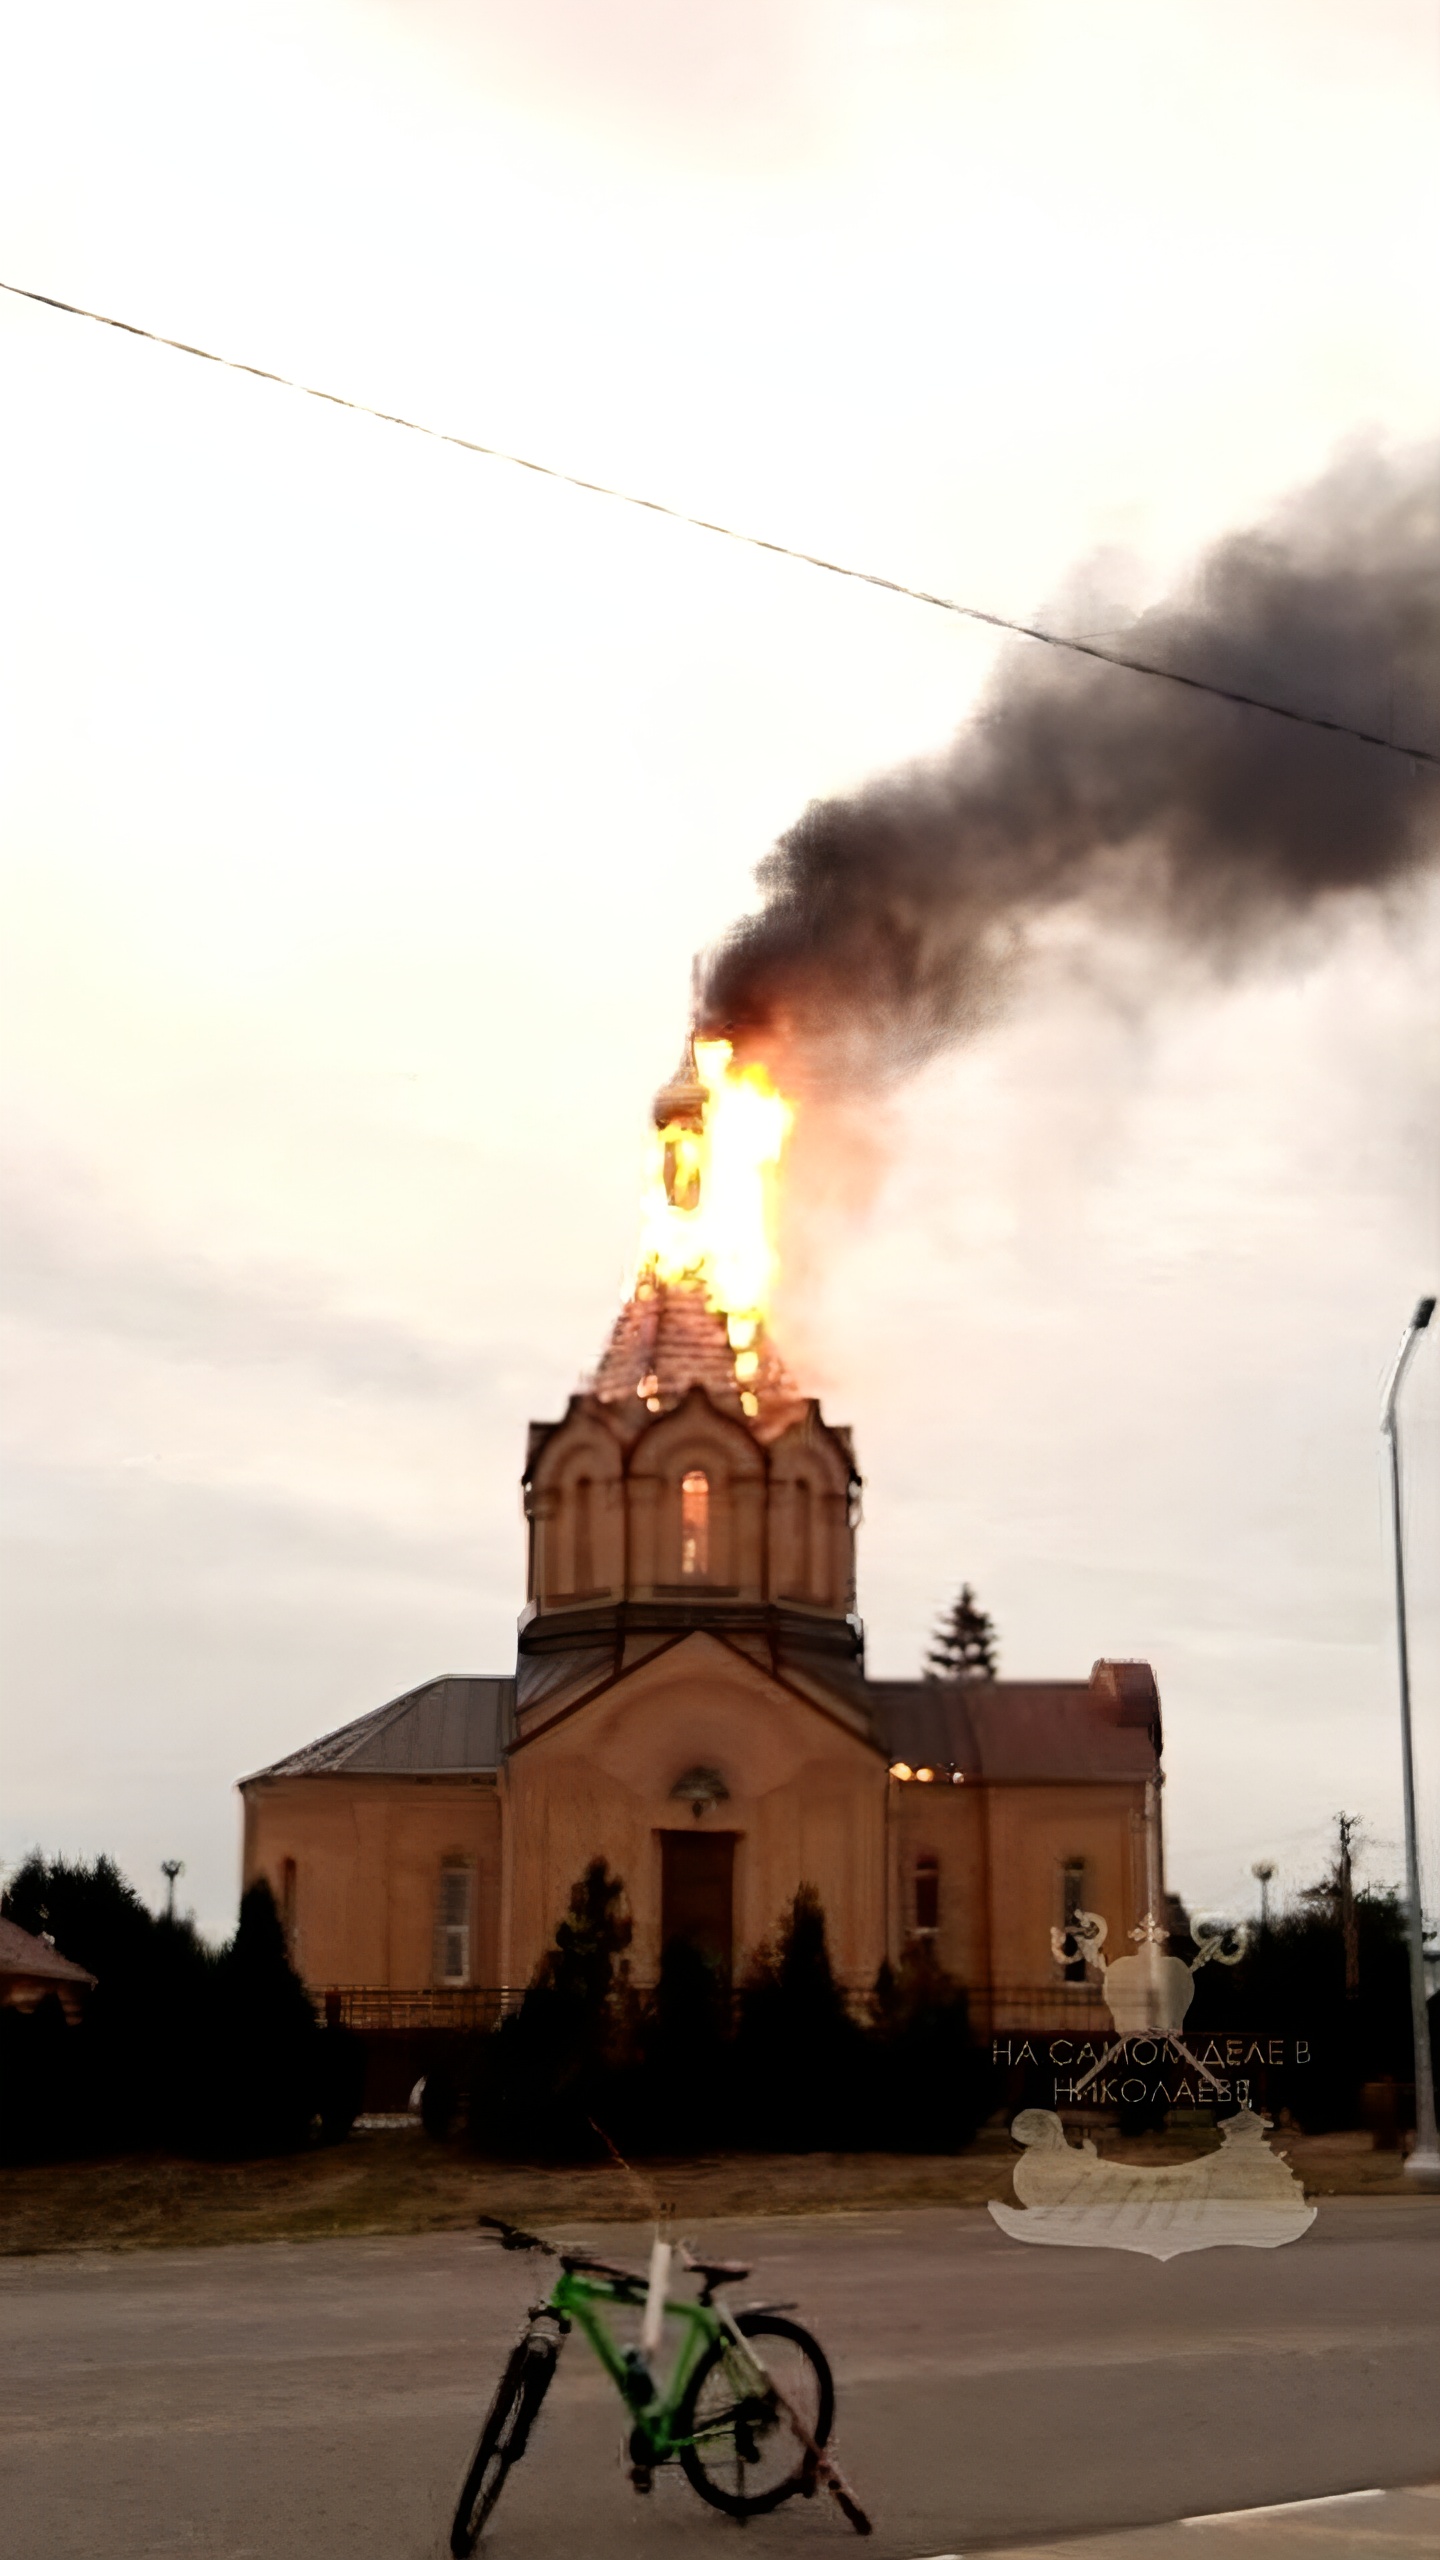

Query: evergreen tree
left=734, top=1885, right=864, bottom=2148
left=636, top=1936, right=732, bottom=2151
left=196, top=1879, right=319, bottom=2155
left=468, top=1859, right=634, bottom=2158
left=866, top=1942, right=982, bottom=2151
left=1, top=1851, right=215, bottom=2156
left=924, top=1582, right=998, bottom=1682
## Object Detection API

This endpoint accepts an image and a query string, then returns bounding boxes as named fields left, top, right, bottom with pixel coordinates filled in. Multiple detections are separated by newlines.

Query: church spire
left=590, top=1028, right=801, bottom=1434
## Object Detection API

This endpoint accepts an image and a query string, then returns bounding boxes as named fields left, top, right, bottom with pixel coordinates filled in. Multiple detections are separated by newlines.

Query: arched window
left=915, top=1855, right=940, bottom=1935
left=680, top=1469, right=710, bottom=1578
left=572, top=1475, right=593, bottom=1593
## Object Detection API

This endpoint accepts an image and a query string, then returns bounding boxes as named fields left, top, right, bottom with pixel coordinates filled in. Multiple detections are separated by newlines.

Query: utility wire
left=3, top=275, right=1437, bottom=772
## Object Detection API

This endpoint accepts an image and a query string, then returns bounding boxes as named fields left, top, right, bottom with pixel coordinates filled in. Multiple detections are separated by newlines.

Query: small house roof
left=243, top=1674, right=515, bottom=1781
left=0, top=1915, right=97, bottom=1989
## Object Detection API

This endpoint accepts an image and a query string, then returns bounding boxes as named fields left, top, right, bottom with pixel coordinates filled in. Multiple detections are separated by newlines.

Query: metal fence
left=315, top=1987, right=515, bottom=2033
left=971, top=1984, right=1114, bottom=2036
left=314, top=1980, right=1110, bottom=2038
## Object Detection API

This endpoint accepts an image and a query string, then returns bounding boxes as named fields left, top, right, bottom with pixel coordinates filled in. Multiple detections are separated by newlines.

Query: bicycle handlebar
left=476, top=2214, right=647, bottom=2291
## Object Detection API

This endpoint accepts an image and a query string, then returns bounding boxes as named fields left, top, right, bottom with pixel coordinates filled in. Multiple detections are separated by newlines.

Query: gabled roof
left=0, top=1916, right=96, bottom=1989
left=507, top=1617, right=878, bottom=1756
left=872, top=1663, right=1161, bottom=1784
left=243, top=1675, right=515, bottom=1780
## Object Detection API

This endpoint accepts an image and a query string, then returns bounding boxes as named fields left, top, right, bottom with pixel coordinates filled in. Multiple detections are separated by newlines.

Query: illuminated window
left=915, top=1855, right=940, bottom=1935
left=680, top=1469, right=710, bottom=1578
left=436, top=1864, right=472, bottom=1986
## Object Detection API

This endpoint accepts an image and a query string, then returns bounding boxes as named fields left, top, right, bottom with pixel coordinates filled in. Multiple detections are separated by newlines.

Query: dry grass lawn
left=0, top=2122, right=1422, bottom=2257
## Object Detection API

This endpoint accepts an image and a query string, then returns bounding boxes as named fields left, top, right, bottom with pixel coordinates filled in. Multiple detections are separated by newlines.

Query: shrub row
left=424, top=1864, right=988, bottom=2158
left=1180, top=1885, right=1435, bottom=2133
left=0, top=1856, right=362, bottom=2163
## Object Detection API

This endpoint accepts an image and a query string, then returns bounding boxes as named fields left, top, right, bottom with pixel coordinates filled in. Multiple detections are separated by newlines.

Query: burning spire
left=635, top=1033, right=793, bottom=1395
left=592, top=1031, right=799, bottom=1429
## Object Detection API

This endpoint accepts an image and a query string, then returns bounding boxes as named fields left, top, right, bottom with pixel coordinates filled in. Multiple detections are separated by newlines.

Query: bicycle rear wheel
left=450, top=2330, right=558, bottom=2554
left=678, top=2311, right=835, bottom=2518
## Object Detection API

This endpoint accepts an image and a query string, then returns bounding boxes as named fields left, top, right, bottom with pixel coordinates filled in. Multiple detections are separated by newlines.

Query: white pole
left=1380, top=1296, right=1440, bottom=2192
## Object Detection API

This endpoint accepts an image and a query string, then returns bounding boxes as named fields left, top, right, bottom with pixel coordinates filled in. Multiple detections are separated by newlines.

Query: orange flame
left=636, top=1037, right=793, bottom=1359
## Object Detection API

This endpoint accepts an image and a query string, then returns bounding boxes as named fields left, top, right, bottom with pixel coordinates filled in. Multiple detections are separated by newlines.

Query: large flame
left=635, top=1037, right=793, bottom=1363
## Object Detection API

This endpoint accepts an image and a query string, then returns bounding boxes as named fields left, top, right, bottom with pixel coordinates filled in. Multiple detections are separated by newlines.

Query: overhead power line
left=3, top=275, right=1437, bottom=772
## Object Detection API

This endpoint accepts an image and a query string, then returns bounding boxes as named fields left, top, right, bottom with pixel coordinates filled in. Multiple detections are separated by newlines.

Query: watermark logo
left=987, top=1909, right=1316, bottom=2259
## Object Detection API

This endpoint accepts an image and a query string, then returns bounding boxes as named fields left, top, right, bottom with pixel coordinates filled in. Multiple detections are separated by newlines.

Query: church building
left=241, top=1041, right=1165, bottom=2032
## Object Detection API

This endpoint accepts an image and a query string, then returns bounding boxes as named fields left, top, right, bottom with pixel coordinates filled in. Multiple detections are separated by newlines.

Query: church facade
left=241, top=1047, right=1167, bottom=2031
left=241, top=1291, right=1166, bottom=2029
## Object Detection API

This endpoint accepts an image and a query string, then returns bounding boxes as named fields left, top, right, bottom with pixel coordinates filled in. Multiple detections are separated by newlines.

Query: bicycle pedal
left=628, top=2465, right=654, bottom=2495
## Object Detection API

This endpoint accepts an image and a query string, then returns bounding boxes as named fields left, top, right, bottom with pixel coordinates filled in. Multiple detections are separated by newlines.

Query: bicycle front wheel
left=450, top=2330, right=558, bottom=2554
left=678, top=2310, right=835, bottom=2518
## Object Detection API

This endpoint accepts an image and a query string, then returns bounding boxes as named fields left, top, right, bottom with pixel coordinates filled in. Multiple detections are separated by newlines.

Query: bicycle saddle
left=685, top=2256, right=750, bottom=2291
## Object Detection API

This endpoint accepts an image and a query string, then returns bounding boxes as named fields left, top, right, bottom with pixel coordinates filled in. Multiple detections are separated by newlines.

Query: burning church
left=241, top=1036, right=1165, bottom=2031
left=240, top=449, right=1440, bottom=2035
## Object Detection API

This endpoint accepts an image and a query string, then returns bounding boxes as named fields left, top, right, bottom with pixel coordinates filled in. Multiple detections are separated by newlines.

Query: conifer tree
left=924, top=1582, right=998, bottom=1681
left=467, top=1859, right=633, bottom=2157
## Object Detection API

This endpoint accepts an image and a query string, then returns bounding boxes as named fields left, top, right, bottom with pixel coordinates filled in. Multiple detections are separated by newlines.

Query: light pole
left=1380, top=1294, right=1440, bottom=2191
left=161, top=1859, right=184, bottom=1921
left=1251, top=1860, right=1276, bottom=1934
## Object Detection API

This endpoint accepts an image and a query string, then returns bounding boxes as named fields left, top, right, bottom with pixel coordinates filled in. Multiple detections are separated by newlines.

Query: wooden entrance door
left=660, top=1832, right=735, bottom=1979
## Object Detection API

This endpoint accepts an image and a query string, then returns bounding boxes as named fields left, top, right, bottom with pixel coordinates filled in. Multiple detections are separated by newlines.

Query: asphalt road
left=2, top=2199, right=1438, bottom=2560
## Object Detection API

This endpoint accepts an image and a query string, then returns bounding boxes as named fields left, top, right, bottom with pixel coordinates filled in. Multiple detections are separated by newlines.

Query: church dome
left=589, top=1277, right=805, bottom=1441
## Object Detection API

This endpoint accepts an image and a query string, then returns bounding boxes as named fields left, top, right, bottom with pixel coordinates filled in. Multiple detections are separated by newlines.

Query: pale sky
left=2, top=0, right=1437, bottom=1942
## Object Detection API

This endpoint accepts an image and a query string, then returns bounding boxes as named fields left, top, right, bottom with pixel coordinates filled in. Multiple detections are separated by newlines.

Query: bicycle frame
left=544, top=2264, right=763, bottom=2463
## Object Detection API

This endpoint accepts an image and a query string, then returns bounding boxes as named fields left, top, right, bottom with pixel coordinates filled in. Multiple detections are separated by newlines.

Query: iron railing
left=315, top=1987, right=515, bottom=2032
left=315, top=1980, right=1111, bottom=2037
left=970, top=1984, right=1114, bottom=2036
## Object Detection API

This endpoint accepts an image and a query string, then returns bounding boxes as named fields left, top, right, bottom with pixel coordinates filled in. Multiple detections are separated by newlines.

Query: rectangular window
left=436, top=1865, right=472, bottom=1986
left=914, top=1855, right=940, bottom=1935
left=280, top=1857, right=298, bottom=1959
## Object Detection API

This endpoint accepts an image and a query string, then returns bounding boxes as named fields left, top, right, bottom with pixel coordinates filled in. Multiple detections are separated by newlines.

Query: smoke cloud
left=699, top=445, right=1440, bottom=1087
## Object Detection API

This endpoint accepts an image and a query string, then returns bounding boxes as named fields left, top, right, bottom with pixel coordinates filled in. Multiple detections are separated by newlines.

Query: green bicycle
left=450, top=2216, right=870, bottom=2551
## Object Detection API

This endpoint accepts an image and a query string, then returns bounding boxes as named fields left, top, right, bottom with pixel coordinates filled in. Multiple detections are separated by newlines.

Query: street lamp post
left=1251, top=1860, right=1276, bottom=1934
left=1380, top=1294, right=1440, bottom=2191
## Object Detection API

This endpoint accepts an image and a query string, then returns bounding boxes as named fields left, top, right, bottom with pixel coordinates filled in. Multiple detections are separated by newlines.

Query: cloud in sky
left=0, top=1165, right=507, bottom=1405
left=1, top=0, right=1437, bottom=1934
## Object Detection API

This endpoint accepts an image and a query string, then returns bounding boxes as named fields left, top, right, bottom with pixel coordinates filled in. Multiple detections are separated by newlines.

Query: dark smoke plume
left=699, top=446, right=1440, bottom=1085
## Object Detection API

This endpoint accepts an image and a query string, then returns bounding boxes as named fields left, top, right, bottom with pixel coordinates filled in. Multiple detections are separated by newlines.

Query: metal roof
left=243, top=1661, right=1157, bottom=1786
left=244, top=1675, right=515, bottom=1780
left=873, top=1673, right=1160, bottom=1784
